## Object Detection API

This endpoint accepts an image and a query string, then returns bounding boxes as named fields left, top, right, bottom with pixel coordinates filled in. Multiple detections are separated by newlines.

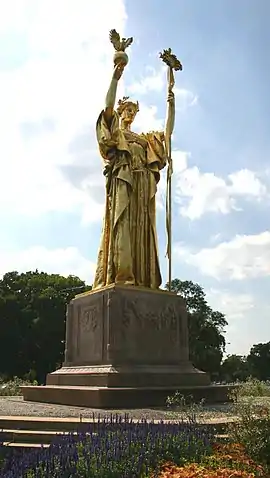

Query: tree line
left=0, top=271, right=269, bottom=384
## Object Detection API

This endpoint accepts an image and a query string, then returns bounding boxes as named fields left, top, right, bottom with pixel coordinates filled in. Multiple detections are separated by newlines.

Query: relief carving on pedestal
left=80, top=306, right=98, bottom=332
left=75, top=298, right=103, bottom=363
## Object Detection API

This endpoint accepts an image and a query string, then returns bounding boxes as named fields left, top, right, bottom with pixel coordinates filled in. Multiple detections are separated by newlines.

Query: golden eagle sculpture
left=109, top=29, right=133, bottom=51
left=109, top=29, right=133, bottom=66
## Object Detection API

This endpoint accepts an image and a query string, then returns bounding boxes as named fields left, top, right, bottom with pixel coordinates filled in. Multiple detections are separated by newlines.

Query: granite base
left=22, top=285, right=229, bottom=408
left=22, top=384, right=232, bottom=408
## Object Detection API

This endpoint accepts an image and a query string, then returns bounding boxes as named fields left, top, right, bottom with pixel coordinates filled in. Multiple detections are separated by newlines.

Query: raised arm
left=164, top=70, right=175, bottom=159
left=104, top=63, right=125, bottom=125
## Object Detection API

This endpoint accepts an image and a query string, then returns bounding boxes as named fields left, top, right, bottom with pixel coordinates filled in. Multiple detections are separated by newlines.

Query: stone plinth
left=22, top=384, right=232, bottom=408
left=22, top=285, right=230, bottom=407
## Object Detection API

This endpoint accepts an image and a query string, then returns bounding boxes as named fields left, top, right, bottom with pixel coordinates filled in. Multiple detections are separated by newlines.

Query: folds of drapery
left=93, top=110, right=167, bottom=289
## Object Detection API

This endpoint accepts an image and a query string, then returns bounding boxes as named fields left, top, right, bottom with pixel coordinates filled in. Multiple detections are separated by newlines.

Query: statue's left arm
left=148, top=86, right=175, bottom=171
left=143, top=131, right=167, bottom=175
left=164, top=88, right=175, bottom=160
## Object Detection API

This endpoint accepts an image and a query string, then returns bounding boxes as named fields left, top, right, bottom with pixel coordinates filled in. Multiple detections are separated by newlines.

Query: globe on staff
left=109, top=28, right=133, bottom=66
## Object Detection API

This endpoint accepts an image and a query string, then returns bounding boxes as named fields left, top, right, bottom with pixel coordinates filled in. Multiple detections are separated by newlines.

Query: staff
left=160, top=48, right=182, bottom=292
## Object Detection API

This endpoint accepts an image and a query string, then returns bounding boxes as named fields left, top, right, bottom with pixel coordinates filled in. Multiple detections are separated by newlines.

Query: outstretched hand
left=113, top=62, right=125, bottom=81
left=167, top=90, right=175, bottom=104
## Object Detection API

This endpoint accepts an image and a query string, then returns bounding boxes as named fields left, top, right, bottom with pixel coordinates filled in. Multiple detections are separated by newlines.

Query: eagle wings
left=109, top=29, right=133, bottom=51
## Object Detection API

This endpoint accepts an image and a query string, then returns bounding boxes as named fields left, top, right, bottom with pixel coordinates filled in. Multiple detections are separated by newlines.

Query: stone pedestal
left=22, top=285, right=230, bottom=407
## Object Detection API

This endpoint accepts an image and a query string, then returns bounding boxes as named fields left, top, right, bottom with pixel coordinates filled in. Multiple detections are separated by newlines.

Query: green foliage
left=231, top=378, right=270, bottom=399
left=247, top=342, right=270, bottom=381
left=221, top=355, right=251, bottom=383
left=0, top=273, right=228, bottom=385
left=0, top=376, right=37, bottom=396
left=166, top=391, right=205, bottom=423
left=221, top=345, right=270, bottom=384
left=166, top=279, right=227, bottom=378
left=0, top=270, right=91, bottom=383
left=167, top=382, right=270, bottom=473
left=229, top=378, right=270, bottom=468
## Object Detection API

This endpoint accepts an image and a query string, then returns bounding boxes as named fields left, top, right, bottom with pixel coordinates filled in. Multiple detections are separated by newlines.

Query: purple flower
left=0, top=415, right=213, bottom=477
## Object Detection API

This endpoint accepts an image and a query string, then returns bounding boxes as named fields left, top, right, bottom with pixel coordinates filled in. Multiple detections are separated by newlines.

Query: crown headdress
left=117, top=96, right=139, bottom=116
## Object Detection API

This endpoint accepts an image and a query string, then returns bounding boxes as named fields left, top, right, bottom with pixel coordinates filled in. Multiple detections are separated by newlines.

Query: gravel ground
left=0, top=396, right=235, bottom=421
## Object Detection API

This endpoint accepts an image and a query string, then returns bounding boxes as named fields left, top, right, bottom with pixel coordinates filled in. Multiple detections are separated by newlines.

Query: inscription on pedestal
left=122, top=297, right=178, bottom=335
left=108, top=288, right=184, bottom=365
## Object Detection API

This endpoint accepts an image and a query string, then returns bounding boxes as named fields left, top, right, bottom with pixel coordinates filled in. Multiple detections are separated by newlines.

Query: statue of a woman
left=93, top=61, right=171, bottom=290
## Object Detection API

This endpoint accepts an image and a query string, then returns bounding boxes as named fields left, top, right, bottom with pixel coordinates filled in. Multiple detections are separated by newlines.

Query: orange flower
left=152, top=442, right=267, bottom=477
left=258, top=406, right=269, bottom=417
left=156, top=463, right=259, bottom=477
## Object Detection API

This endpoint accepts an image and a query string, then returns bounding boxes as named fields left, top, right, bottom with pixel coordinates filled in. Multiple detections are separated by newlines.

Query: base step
left=1, top=429, right=70, bottom=444
left=3, top=442, right=50, bottom=448
left=21, top=384, right=233, bottom=409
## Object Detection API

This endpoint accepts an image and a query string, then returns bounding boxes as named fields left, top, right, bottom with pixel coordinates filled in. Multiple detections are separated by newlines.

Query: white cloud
left=173, top=160, right=269, bottom=219
left=209, top=233, right=223, bottom=244
left=0, top=1, right=27, bottom=34
left=127, top=66, right=165, bottom=95
left=175, top=88, right=198, bottom=109
left=206, top=288, right=270, bottom=356
left=207, top=288, right=267, bottom=356
left=176, top=231, right=270, bottom=280
left=133, top=103, right=164, bottom=133
left=0, top=2, right=172, bottom=225
left=0, top=128, right=106, bottom=222
left=156, top=150, right=189, bottom=210
left=172, top=150, right=190, bottom=173
left=0, top=246, right=95, bottom=284
left=229, top=169, right=268, bottom=197
left=207, top=288, right=254, bottom=320
left=127, top=66, right=197, bottom=111
left=0, top=0, right=127, bottom=223
left=176, top=167, right=237, bottom=219
left=0, top=3, right=204, bottom=227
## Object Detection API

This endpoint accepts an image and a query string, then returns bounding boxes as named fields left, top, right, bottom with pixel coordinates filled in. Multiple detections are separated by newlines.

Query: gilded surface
left=94, top=113, right=166, bottom=289
left=93, top=31, right=178, bottom=290
left=159, top=48, right=182, bottom=290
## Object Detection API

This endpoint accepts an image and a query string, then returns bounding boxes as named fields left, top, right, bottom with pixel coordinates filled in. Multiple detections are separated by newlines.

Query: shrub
left=166, top=392, right=205, bottom=423
left=231, top=378, right=270, bottom=399
left=0, top=376, right=37, bottom=396
left=229, top=380, right=270, bottom=470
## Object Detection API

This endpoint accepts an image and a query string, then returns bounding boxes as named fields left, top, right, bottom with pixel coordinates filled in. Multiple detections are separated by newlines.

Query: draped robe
left=93, top=110, right=167, bottom=289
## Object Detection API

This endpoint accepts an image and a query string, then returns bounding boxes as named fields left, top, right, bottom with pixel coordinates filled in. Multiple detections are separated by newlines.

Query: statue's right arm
left=104, top=63, right=125, bottom=125
left=104, top=77, right=118, bottom=125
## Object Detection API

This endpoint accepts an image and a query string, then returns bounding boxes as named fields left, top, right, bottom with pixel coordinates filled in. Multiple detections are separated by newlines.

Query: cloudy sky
left=1, top=0, right=269, bottom=356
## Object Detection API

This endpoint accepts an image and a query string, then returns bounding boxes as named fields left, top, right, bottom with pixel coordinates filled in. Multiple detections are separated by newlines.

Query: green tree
left=247, top=342, right=270, bottom=381
left=0, top=270, right=91, bottom=383
left=166, top=279, right=227, bottom=378
left=220, top=354, right=251, bottom=383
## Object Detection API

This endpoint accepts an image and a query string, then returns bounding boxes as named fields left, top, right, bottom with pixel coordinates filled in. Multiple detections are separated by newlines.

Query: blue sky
left=0, top=0, right=269, bottom=356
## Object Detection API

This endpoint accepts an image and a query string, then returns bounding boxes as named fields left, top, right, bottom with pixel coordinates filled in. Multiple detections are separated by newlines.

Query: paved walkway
left=0, top=396, right=235, bottom=423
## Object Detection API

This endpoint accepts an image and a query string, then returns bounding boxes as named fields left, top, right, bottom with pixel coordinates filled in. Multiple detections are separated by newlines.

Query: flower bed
left=0, top=416, right=268, bottom=477
left=0, top=416, right=211, bottom=477
left=158, top=444, right=266, bottom=477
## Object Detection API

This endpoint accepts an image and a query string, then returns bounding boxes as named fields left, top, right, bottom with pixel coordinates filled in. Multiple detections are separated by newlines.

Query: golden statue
left=93, top=31, right=182, bottom=290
